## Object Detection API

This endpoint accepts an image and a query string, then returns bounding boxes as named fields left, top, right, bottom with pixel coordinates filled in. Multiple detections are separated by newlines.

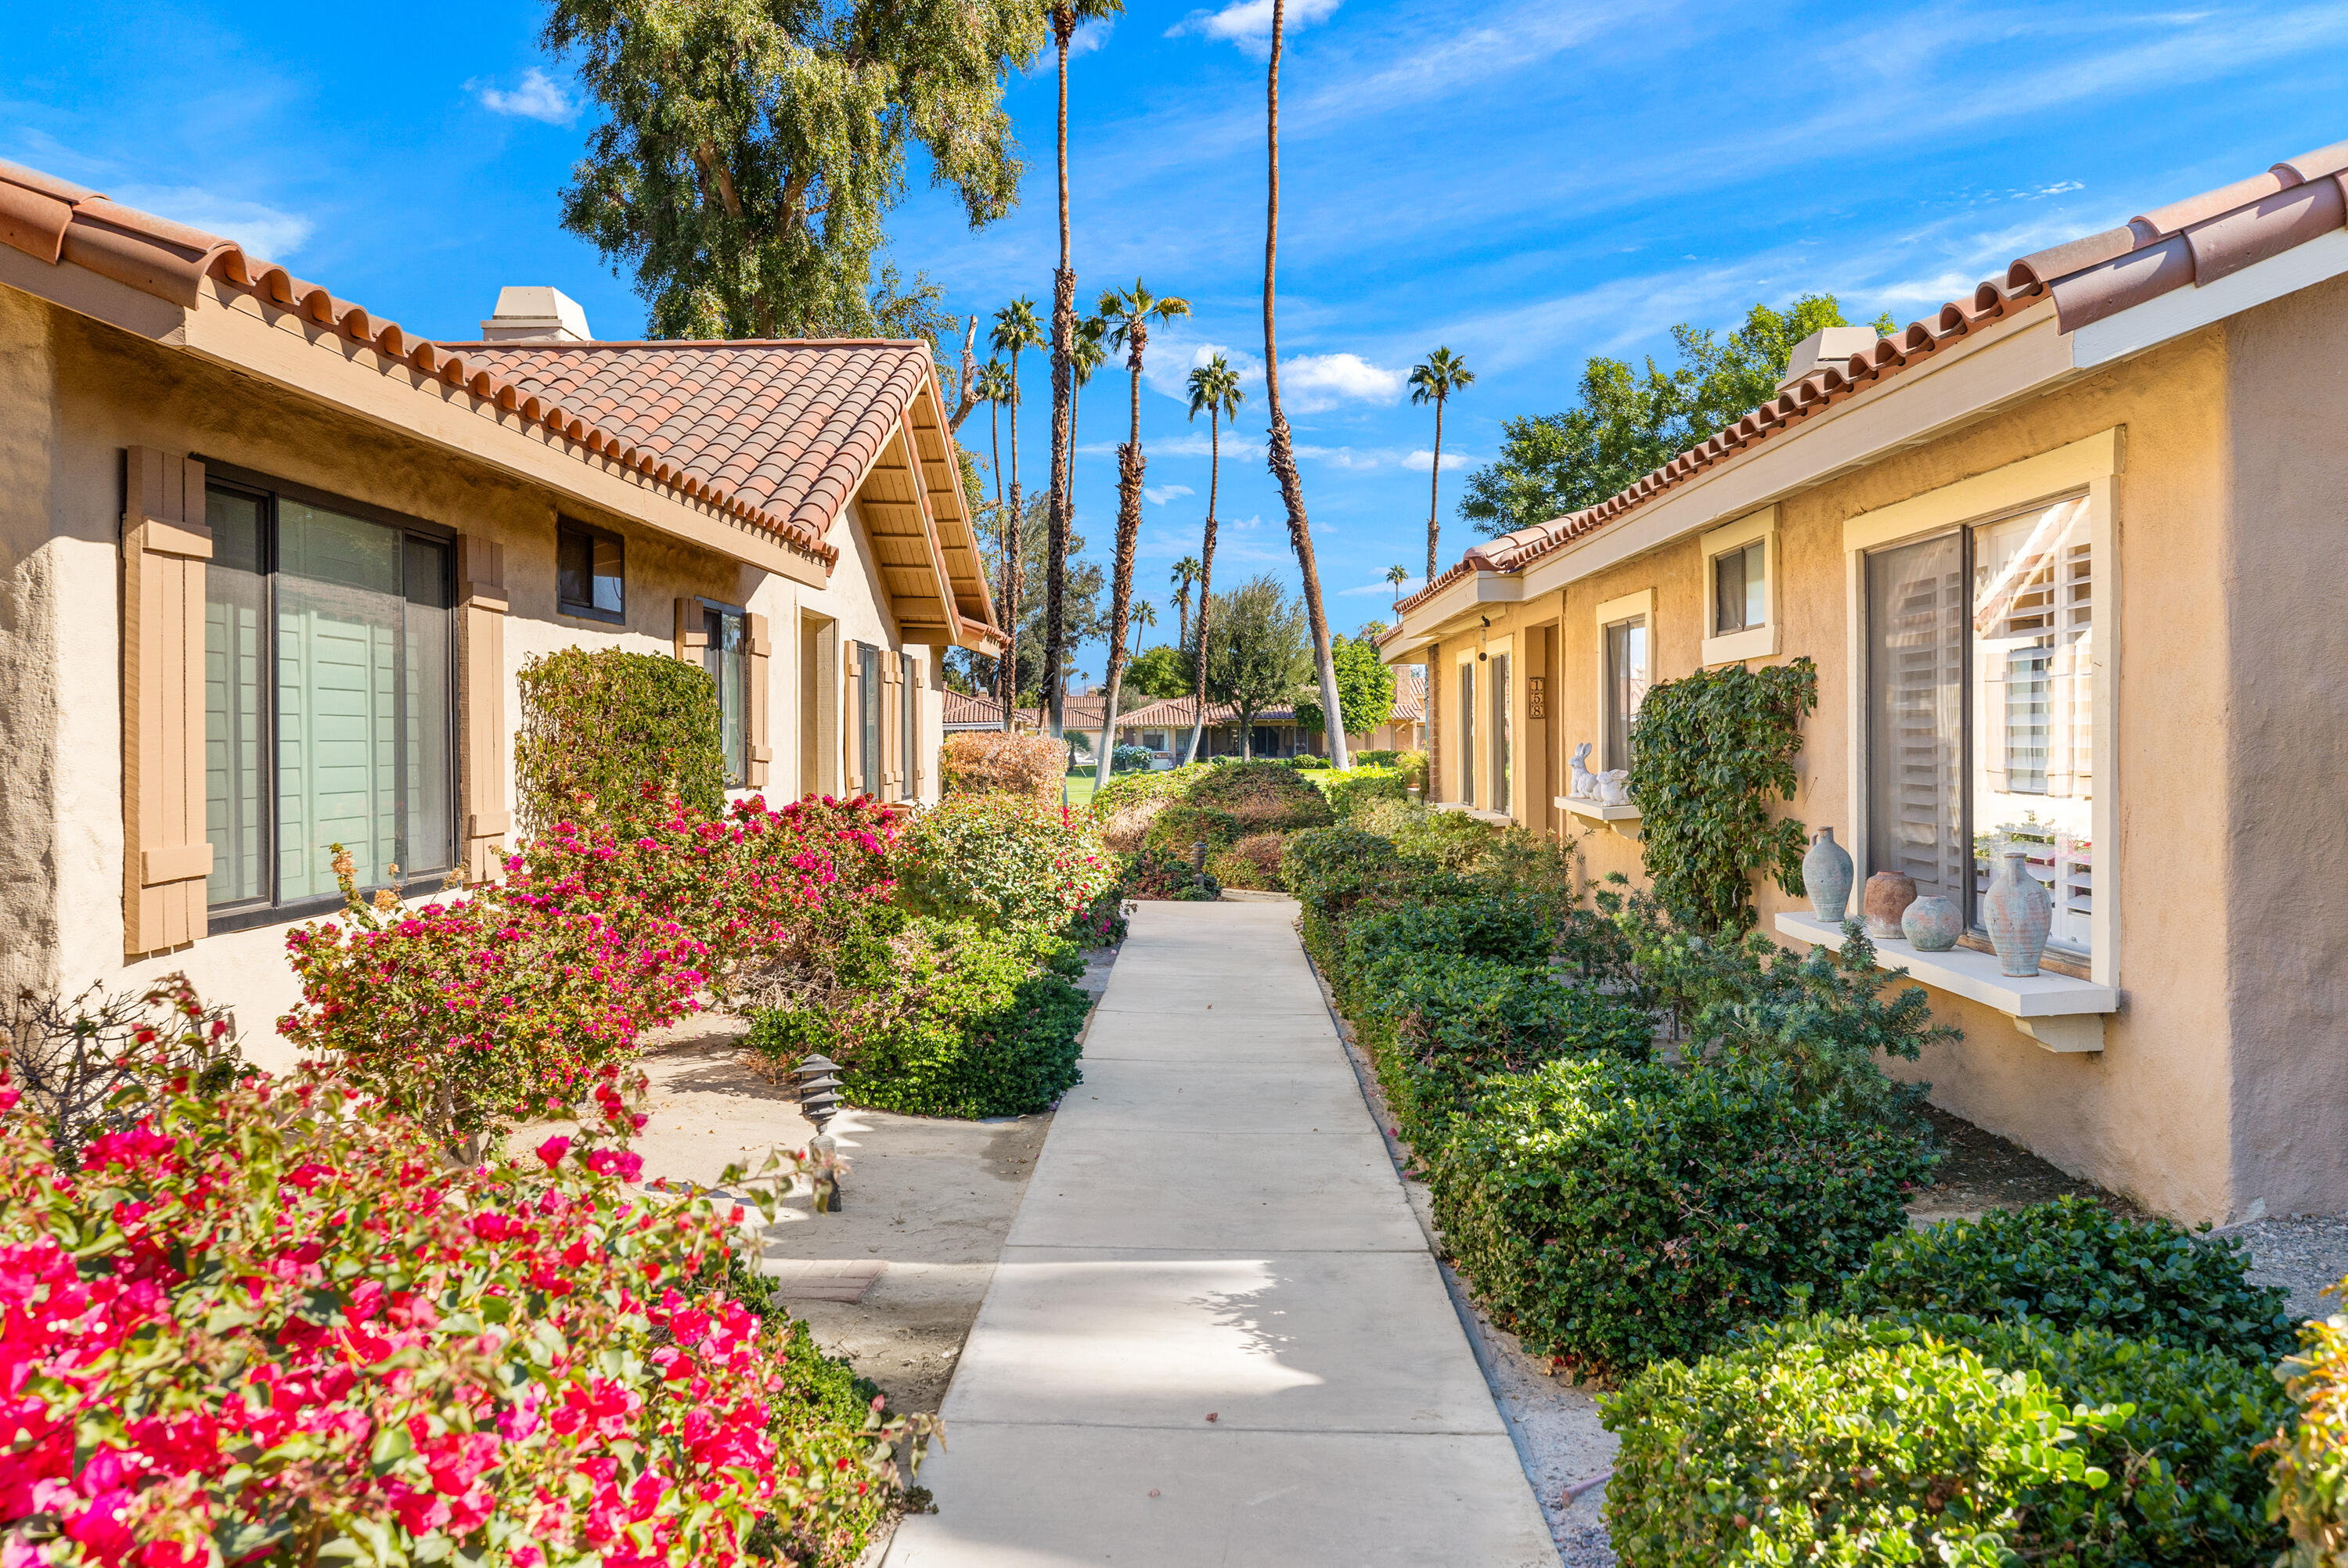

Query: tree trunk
left=1097, top=329, right=1148, bottom=792
left=1422, top=395, right=1440, bottom=797
left=1044, top=12, right=1076, bottom=741
left=1427, top=393, right=1444, bottom=580
left=1183, top=413, right=1221, bottom=765
left=1262, top=0, right=1349, bottom=771
left=999, top=347, right=1023, bottom=731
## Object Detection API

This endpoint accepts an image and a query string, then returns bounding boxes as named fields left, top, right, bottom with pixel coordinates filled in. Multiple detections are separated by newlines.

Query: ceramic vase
left=1901, top=894, right=1963, bottom=952
left=1802, top=827, right=1855, bottom=922
left=1982, top=848, right=2053, bottom=976
left=1863, top=871, right=1918, bottom=940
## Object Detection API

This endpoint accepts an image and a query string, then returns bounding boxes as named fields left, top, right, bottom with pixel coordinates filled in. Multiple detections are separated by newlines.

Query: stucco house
left=1381, top=138, right=2348, bottom=1223
left=0, top=159, right=1001, bottom=1067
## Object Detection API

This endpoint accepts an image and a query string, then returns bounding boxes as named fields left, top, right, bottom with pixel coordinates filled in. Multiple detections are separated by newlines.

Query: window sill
left=1558, top=796, right=1641, bottom=836
left=1432, top=801, right=1514, bottom=825
left=1772, top=912, right=2114, bottom=1052
left=1701, top=624, right=1779, bottom=667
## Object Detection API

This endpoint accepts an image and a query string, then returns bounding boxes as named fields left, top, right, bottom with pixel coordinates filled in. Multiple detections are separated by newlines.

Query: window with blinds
left=901, top=653, right=919, bottom=799
left=703, top=605, right=749, bottom=787
left=203, top=477, right=456, bottom=924
left=1458, top=663, right=1476, bottom=805
left=1863, top=494, right=2094, bottom=956
left=1490, top=652, right=1511, bottom=815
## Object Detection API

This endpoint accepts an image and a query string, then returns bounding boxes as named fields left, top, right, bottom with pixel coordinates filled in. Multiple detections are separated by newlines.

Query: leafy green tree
left=547, top=0, right=1043, bottom=340
left=1459, top=296, right=1893, bottom=538
left=1123, top=643, right=1192, bottom=700
left=1294, top=631, right=1396, bottom=743
left=968, top=493, right=1104, bottom=706
left=1204, top=576, right=1310, bottom=761
left=1182, top=354, right=1245, bottom=764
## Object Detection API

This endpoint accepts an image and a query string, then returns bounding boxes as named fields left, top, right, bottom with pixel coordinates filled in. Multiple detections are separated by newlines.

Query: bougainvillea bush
left=0, top=987, right=927, bottom=1567
left=893, top=794, right=1111, bottom=935
left=2267, top=1277, right=2348, bottom=1566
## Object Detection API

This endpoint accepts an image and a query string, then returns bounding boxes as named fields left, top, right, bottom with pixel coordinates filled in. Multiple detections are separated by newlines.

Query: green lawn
left=1061, top=771, right=1099, bottom=810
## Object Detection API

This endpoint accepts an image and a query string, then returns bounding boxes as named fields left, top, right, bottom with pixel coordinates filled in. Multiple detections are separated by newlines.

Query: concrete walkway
left=885, top=900, right=1558, bottom=1567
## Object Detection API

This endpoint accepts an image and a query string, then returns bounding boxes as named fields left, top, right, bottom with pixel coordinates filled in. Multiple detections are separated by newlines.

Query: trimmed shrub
left=1354, top=953, right=1652, bottom=1146
left=1341, top=891, right=1558, bottom=975
left=2267, top=1279, right=2348, bottom=1566
left=939, top=729, right=1068, bottom=804
left=1606, top=1314, right=2289, bottom=1567
left=1282, top=826, right=1406, bottom=918
left=1111, top=744, right=1155, bottom=772
left=1117, top=846, right=1216, bottom=901
left=895, top=793, right=1112, bottom=933
left=515, top=646, right=725, bottom=834
left=1316, top=764, right=1406, bottom=822
left=1431, top=1055, right=1935, bottom=1377
left=1604, top=1315, right=2120, bottom=1566
left=1388, top=806, right=1504, bottom=870
left=1208, top=829, right=1290, bottom=891
left=1143, top=802, right=1244, bottom=858
left=1091, top=761, right=1213, bottom=818
left=749, top=919, right=1089, bottom=1117
left=1186, top=759, right=1335, bottom=835
left=1836, top=1196, right=2294, bottom=1361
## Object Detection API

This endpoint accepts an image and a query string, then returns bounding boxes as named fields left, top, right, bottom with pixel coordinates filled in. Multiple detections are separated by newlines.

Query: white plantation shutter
left=1866, top=534, right=1968, bottom=905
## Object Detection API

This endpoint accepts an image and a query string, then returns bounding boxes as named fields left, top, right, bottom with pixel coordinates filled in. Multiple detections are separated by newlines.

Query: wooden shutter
left=458, top=538, right=510, bottom=882
left=674, top=597, right=708, bottom=661
left=122, top=447, right=211, bottom=955
left=746, top=612, right=772, bottom=788
left=842, top=640, right=864, bottom=793
left=1866, top=534, right=1967, bottom=904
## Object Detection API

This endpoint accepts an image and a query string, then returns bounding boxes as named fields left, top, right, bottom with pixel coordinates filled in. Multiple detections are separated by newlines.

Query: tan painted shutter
left=746, top=612, right=772, bottom=788
left=842, top=640, right=864, bottom=793
left=674, top=596, right=708, bottom=661
left=458, top=538, right=510, bottom=881
left=122, top=448, right=211, bottom=955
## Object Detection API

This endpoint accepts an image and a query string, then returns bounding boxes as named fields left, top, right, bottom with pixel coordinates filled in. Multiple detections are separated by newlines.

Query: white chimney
left=1777, top=325, right=1878, bottom=392
left=479, top=286, right=593, bottom=343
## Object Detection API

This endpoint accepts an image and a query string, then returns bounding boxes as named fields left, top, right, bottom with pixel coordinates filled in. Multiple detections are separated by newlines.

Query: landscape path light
left=796, top=1053, right=845, bottom=1213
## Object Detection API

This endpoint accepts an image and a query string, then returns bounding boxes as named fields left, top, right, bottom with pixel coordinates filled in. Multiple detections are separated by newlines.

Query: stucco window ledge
left=1773, top=912, right=2114, bottom=1053
left=1433, top=801, right=1515, bottom=826
left=1558, top=796, right=1642, bottom=836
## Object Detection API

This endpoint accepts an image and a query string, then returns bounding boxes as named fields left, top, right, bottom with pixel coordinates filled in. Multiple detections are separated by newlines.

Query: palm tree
left=1385, top=563, right=1410, bottom=613
left=1180, top=355, right=1244, bottom=764
left=1261, top=0, right=1349, bottom=769
left=1170, top=556, right=1202, bottom=649
left=1046, top=0, right=1125, bottom=746
left=1093, top=279, right=1192, bottom=791
left=974, top=358, right=1017, bottom=700
left=990, top=299, right=1044, bottom=728
left=1128, top=599, right=1157, bottom=656
left=1409, top=347, right=1475, bottom=580
left=1043, top=313, right=1109, bottom=739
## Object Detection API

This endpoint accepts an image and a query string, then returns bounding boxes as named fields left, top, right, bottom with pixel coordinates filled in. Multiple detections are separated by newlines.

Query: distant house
left=0, top=158, right=1001, bottom=1065
left=1380, top=138, right=2348, bottom=1222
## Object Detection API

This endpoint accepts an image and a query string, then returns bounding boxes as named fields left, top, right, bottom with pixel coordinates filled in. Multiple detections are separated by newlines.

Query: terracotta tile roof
left=942, top=690, right=1006, bottom=727
left=1389, top=665, right=1424, bottom=723
left=1394, top=137, right=2348, bottom=618
left=0, top=157, right=995, bottom=569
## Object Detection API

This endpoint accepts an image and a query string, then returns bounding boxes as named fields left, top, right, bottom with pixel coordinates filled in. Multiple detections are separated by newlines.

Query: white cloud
left=473, top=67, right=577, bottom=125
left=113, top=185, right=313, bottom=260
left=1144, top=483, right=1195, bottom=505
left=1403, top=449, right=1471, bottom=473
left=1068, top=16, right=1115, bottom=56
left=1292, top=444, right=1377, bottom=469
left=1344, top=575, right=1423, bottom=597
left=1168, top=0, right=1341, bottom=53
left=1280, top=351, right=1406, bottom=412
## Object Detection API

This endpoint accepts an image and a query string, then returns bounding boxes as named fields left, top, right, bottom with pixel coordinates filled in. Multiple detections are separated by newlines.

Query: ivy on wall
left=1627, top=656, right=1817, bottom=933
left=515, top=647, right=725, bottom=837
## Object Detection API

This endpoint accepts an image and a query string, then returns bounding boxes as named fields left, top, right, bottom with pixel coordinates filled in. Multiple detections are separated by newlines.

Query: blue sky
left=7, top=2, right=2343, bottom=685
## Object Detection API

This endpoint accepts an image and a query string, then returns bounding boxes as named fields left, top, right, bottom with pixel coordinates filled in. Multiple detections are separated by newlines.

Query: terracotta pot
left=1802, top=827, right=1854, bottom=923
left=1982, top=848, right=2053, bottom=976
left=1901, top=894, right=1963, bottom=952
left=1862, top=871, right=1918, bottom=940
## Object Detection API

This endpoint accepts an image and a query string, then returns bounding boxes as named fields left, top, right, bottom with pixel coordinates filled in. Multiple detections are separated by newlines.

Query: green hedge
left=514, top=646, right=725, bottom=833
left=1314, top=764, right=1407, bottom=822
left=1605, top=1313, right=2288, bottom=1566
left=1142, top=803, right=1244, bottom=857
left=1430, top=1055, right=1934, bottom=1378
left=1836, top=1196, right=2294, bottom=1361
left=747, top=919, right=1088, bottom=1118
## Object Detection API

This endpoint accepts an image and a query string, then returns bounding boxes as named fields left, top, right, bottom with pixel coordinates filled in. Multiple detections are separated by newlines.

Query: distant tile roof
left=0, top=157, right=1003, bottom=569
left=942, top=690, right=1006, bottom=728
left=1394, top=137, right=2348, bottom=620
left=1389, top=665, right=1424, bottom=723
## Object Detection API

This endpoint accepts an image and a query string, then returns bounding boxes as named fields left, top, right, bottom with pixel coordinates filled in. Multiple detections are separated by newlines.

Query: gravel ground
left=2212, top=1215, right=2348, bottom=1323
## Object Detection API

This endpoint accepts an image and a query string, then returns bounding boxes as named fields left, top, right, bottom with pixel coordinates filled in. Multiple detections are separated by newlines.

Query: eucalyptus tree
left=1093, top=280, right=1192, bottom=789
left=1180, top=354, right=1245, bottom=764
left=547, top=0, right=1042, bottom=339
left=1170, top=556, right=1202, bottom=649
left=1410, top=347, right=1475, bottom=578
left=989, top=299, right=1045, bottom=726
left=1045, top=0, right=1125, bottom=745
left=1259, top=0, right=1347, bottom=769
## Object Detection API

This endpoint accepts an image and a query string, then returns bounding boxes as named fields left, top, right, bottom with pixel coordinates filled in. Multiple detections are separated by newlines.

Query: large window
left=702, top=604, right=748, bottom=787
left=203, top=476, right=456, bottom=926
left=1864, top=495, right=2094, bottom=955
left=858, top=642, right=883, bottom=792
left=1457, top=662, right=1476, bottom=805
left=1604, top=614, right=1648, bottom=771
left=1489, top=650, right=1511, bottom=815
left=901, top=653, right=919, bottom=797
left=557, top=519, right=625, bottom=623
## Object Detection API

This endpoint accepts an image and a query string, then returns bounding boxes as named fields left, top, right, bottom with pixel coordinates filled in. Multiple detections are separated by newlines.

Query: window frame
left=1456, top=656, right=1476, bottom=806
left=556, top=516, right=627, bottom=625
left=193, top=459, right=459, bottom=934
left=858, top=642, right=884, bottom=793
left=697, top=598, right=751, bottom=789
left=1701, top=507, right=1779, bottom=667
left=1844, top=430, right=2120, bottom=987
left=900, top=651, right=919, bottom=800
left=1594, top=588, right=1652, bottom=775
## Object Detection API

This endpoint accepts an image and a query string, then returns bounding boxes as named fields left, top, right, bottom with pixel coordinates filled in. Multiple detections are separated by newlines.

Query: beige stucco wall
left=1417, top=322, right=2271, bottom=1220
left=0, top=290, right=938, bottom=1074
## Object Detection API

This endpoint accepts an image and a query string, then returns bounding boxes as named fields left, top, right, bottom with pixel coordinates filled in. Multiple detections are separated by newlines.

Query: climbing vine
left=516, top=646, right=725, bottom=837
left=1627, top=656, right=1816, bottom=933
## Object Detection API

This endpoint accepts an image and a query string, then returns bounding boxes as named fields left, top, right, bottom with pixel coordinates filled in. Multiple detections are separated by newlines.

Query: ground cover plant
left=1, top=984, right=926, bottom=1566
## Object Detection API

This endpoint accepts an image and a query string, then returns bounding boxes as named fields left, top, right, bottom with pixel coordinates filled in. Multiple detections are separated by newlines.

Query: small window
left=557, top=520, right=625, bottom=623
left=1604, top=617, right=1648, bottom=771
left=702, top=605, right=749, bottom=787
left=1713, top=539, right=1766, bottom=635
left=901, top=652, right=919, bottom=797
left=1458, top=663, right=1476, bottom=804
left=859, top=643, right=884, bottom=791
left=1489, top=651, right=1511, bottom=814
